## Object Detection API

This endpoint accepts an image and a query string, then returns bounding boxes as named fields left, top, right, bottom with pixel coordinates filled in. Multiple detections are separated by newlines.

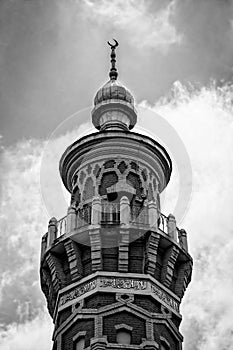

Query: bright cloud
left=138, top=82, right=233, bottom=350
left=1, top=82, right=233, bottom=349
left=0, top=311, right=52, bottom=350
left=81, top=0, right=181, bottom=51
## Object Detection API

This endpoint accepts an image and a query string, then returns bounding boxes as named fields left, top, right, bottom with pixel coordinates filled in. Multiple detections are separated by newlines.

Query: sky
left=0, top=0, right=233, bottom=349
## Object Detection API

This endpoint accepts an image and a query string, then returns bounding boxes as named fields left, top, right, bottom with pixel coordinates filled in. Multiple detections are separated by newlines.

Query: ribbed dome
left=94, top=79, right=134, bottom=106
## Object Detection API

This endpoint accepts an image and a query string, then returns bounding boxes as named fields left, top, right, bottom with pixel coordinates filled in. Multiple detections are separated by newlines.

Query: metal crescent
left=107, top=39, right=119, bottom=48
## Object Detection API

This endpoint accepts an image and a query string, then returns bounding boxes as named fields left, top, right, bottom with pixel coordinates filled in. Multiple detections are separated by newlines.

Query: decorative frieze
left=56, top=274, right=180, bottom=315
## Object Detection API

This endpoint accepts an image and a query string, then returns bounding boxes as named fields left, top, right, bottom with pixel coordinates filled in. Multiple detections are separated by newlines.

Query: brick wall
left=134, top=295, right=161, bottom=313
left=103, top=311, right=146, bottom=344
left=84, top=292, right=116, bottom=309
left=154, top=324, right=179, bottom=350
left=81, top=245, right=92, bottom=276
left=57, top=306, right=72, bottom=327
left=102, top=247, right=118, bottom=271
left=62, top=319, right=94, bottom=350
left=128, top=238, right=144, bottom=273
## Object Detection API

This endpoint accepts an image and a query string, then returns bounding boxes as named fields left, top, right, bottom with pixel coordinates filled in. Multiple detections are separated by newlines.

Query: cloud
left=137, top=81, right=233, bottom=349
left=0, top=311, right=53, bottom=350
left=1, top=79, right=233, bottom=349
left=0, top=119, right=91, bottom=336
left=81, top=0, right=181, bottom=51
left=0, top=139, right=48, bottom=328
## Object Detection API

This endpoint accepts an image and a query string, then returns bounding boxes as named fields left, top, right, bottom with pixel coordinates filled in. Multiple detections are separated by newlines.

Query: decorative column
left=47, top=217, right=57, bottom=248
left=90, top=196, right=102, bottom=271
left=91, top=196, right=101, bottom=225
left=41, top=234, right=48, bottom=260
left=66, top=206, right=76, bottom=234
left=148, top=201, right=158, bottom=229
left=178, top=229, right=188, bottom=252
left=118, top=196, right=130, bottom=272
left=167, top=214, right=177, bottom=241
left=120, top=195, right=130, bottom=225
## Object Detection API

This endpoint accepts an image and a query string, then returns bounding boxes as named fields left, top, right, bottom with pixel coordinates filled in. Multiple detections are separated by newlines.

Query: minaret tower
left=40, top=41, right=193, bottom=350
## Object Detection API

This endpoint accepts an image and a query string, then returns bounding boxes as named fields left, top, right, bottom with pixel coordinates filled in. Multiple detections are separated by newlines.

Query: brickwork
left=133, top=295, right=161, bottom=314
left=154, top=324, right=180, bottom=350
left=128, top=238, right=144, bottom=273
left=64, top=239, right=83, bottom=281
left=118, top=229, right=129, bottom=272
left=102, top=247, right=118, bottom=271
left=145, top=232, right=160, bottom=276
left=84, top=293, right=116, bottom=309
left=81, top=245, right=92, bottom=276
left=61, top=319, right=94, bottom=350
left=175, top=261, right=192, bottom=298
left=57, top=306, right=72, bottom=327
left=89, top=229, right=102, bottom=271
left=45, top=253, right=67, bottom=293
left=161, top=246, right=179, bottom=288
left=103, top=311, right=146, bottom=344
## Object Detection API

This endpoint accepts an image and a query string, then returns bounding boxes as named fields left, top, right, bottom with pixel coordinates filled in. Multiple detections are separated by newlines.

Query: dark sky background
left=0, top=0, right=233, bottom=145
left=1, top=1, right=233, bottom=350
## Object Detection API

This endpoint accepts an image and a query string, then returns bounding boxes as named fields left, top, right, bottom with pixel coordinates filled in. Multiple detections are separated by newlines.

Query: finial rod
left=107, top=39, right=118, bottom=80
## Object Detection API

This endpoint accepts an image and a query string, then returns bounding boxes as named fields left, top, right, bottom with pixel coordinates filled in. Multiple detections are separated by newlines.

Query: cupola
left=92, top=39, right=137, bottom=131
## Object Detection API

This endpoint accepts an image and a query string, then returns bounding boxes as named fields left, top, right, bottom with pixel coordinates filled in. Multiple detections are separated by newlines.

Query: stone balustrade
left=42, top=198, right=189, bottom=255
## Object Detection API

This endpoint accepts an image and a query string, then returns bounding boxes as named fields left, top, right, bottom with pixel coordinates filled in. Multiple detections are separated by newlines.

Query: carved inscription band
left=58, top=277, right=179, bottom=313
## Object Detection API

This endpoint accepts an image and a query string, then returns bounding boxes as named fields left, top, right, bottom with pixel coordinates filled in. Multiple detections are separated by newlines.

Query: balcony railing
left=130, top=205, right=149, bottom=225
left=76, top=204, right=92, bottom=227
left=158, top=212, right=180, bottom=240
left=101, top=203, right=120, bottom=224
left=43, top=201, right=188, bottom=255
left=57, top=215, right=67, bottom=238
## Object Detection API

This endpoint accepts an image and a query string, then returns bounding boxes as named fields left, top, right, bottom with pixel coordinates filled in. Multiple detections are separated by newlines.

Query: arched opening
left=74, top=337, right=85, bottom=350
left=116, top=330, right=131, bottom=345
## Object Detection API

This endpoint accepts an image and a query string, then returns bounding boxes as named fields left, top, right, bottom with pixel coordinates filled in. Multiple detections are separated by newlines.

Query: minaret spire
left=108, top=39, right=118, bottom=80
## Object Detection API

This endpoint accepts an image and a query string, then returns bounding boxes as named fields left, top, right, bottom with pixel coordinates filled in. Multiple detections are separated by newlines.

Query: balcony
left=41, top=199, right=188, bottom=256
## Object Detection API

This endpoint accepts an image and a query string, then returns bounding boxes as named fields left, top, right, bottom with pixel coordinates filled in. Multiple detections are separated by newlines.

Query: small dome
left=92, top=79, right=137, bottom=131
left=91, top=40, right=137, bottom=131
left=94, top=79, right=134, bottom=106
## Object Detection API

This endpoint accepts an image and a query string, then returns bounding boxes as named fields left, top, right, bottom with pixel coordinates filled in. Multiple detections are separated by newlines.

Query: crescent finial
left=107, top=39, right=119, bottom=80
left=108, top=39, right=119, bottom=49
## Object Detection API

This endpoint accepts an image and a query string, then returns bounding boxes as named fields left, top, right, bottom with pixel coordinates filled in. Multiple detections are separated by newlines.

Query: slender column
left=120, top=196, right=130, bottom=225
left=148, top=201, right=158, bottom=229
left=167, top=214, right=177, bottom=241
left=66, top=206, right=76, bottom=233
left=41, top=234, right=48, bottom=261
left=47, top=217, right=57, bottom=248
left=92, top=196, right=101, bottom=225
left=178, top=229, right=188, bottom=252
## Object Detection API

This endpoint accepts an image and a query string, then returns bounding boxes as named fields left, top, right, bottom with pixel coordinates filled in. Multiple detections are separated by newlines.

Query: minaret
left=40, top=41, right=193, bottom=350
